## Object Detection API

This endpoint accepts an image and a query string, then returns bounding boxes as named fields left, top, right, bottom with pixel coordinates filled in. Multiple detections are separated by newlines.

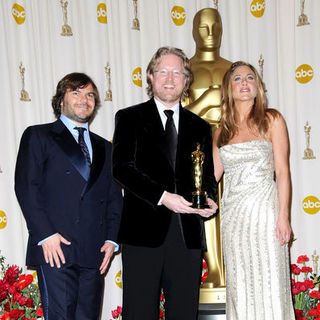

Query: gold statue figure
left=184, top=7, right=232, bottom=302
left=258, top=54, right=264, bottom=79
left=297, top=0, right=310, bottom=26
left=192, top=143, right=204, bottom=192
left=104, top=63, right=112, bottom=101
left=132, top=0, right=140, bottom=30
left=191, top=143, right=208, bottom=209
left=60, top=0, right=73, bottom=36
left=303, top=121, right=316, bottom=159
left=312, top=250, right=319, bottom=275
left=19, top=62, right=31, bottom=101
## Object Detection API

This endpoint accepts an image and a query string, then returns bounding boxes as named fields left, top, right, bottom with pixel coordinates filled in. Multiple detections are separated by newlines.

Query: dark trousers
left=122, top=214, right=203, bottom=320
left=36, top=264, right=104, bottom=320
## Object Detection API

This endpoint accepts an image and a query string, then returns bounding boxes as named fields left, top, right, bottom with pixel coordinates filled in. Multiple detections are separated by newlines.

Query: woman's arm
left=270, top=113, right=293, bottom=246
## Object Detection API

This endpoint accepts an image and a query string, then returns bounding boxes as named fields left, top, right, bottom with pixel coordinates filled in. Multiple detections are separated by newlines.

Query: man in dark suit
left=112, top=47, right=218, bottom=320
left=15, top=73, right=123, bottom=320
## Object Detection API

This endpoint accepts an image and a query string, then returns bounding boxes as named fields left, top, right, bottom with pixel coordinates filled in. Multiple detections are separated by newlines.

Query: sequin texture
left=219, top=140, right=295, bottom=320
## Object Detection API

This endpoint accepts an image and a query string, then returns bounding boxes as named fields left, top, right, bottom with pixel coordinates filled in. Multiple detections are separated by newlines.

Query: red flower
left=159, top=308, right=164, bottom=318
left=8, top=283, right=18, bottom=295
left=14, top=292, right=22, bottom=301
left=202, top=260, right=208, bottom=269
left=295, top=309, right=303, bottom=320
left=160, top=292, right=164, bottom=301
left=111, top=309, right=119, bottom=318
left=0, top=313, right=11, bottom=320
left=18, top=274, right=34, bottom=291
left=297, top=255, right=310, bottom=264
left=3, top=302, right=10, bottom=312
left=10, top=309, right=21, bottom=319
left=117, top=306, right=122, bottom=314
left=300, top=283, right=308, bottom=292
left=309, top=290, right=320, bottom=299
left=18, top=295, right=28, bottom=306
left=5, top=265, right=20, bottom=285
left=292, top=287, right=300, bottom=295
left=25, top=297, right=34, bottom=308
left=201, top=271, right=208, bottom=283
left=35, top=308, right=43, bottom=317
left=301, top=266, right=312, bottom=273
left=307, top=308, right=319, bottom=317
left=293, top=267, right=302, bottom=275
left=304, top=279, right=315, bottom=289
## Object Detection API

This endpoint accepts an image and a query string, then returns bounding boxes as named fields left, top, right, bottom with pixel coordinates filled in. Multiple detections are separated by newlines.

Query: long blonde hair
left=218, top=61, right=279, bottom=147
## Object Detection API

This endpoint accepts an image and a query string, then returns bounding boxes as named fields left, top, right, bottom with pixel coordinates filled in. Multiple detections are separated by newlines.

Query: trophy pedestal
left=199, top=286, right=226, bottom=304
left=192, top=191, right=209, bottom=209
left=297, top=14, right=310, bottom=26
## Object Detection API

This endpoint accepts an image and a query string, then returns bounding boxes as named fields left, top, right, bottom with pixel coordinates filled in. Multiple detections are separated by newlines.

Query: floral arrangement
left=0, top=253, right=43, bottom=320
left=291, top=254, right=320, bottom=320
left=159, top=290, right=165, bottom=320
left=201, top=258, right=209, bottom=284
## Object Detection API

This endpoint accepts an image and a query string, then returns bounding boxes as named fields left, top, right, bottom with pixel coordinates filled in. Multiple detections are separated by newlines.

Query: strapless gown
left=219, top=140, right=295, bottom=320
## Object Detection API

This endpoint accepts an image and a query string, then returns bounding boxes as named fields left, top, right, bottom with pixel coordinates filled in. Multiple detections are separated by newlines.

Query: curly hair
left=51, top=72, right=101, bottom=118
left=218, top=61, right=279, bottom=147
left=146, top=46, right=193, bottom=100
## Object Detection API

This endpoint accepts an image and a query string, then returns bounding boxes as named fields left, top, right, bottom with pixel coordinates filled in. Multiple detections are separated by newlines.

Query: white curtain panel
left=1, top=0, right=319, bottom=318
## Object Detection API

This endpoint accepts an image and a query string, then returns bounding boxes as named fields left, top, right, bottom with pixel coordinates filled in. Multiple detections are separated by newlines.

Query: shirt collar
left=60, top=114, right=89, bottom=133
left=154, top=97, right=180, bottom=115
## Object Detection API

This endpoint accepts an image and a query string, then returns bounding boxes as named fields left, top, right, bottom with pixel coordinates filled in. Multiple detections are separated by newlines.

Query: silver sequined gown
left=219, top=140, right=295, bottom=320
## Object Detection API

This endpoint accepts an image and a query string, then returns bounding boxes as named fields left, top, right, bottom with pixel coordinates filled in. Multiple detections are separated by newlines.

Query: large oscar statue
left=183, top=7, right=232, bottom=303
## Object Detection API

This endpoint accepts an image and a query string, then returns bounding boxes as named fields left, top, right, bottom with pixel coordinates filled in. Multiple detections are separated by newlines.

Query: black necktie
left=74, top=127, right=91, bottom=181
left=75, top=127, right=91, bottom=165
left=164, top=110, right=178, bottom=170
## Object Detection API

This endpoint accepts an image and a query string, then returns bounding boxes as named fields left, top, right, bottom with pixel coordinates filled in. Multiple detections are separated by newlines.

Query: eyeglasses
left=154, top=69, right=184, bottom=78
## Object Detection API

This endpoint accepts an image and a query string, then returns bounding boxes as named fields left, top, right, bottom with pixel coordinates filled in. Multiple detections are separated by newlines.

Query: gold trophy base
left=61, top=24, right=73, bottom=36
left=20, top=90, right=31, bottom=101
left=199, top=286, right=226, bottom=304
left=303, top=148, right=316, bottom=159
left=132, top=19, right=140, bottom=30
left=191, top=191, right=209, bottom=209
left=104, top=90, right=112, bottom=101
left=297, top=14, right=310, bottom=26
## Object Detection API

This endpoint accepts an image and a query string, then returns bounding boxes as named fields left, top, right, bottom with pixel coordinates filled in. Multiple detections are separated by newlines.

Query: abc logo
left=12, top=3, right=26, bottom=25
left=132, top=67, right=142, bottom=87
left=0, top=210, right=7, bottom=229
left=115, top=270, right=122, bottom=289
left=171, top=6, right=186, bottom=26
left=97, top=3, right=107, bottom=24
left=296, top=64, right=313, bottom=84
left=250, top=0, right=265, bottom=18
left=302, top=196, right=320, bottom=215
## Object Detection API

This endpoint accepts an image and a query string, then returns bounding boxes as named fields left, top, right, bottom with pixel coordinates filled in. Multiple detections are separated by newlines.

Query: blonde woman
left=213, top=61, right=295, bottom=319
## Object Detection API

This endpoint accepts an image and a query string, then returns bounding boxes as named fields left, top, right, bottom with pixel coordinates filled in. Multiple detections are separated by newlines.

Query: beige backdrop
left=0, top=0, right=319, bottom=318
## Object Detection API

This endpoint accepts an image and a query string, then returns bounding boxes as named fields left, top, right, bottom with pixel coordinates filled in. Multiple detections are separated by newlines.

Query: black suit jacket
left=112, top=98, right=217, bottom=249
left=15, top=119, right=122, bottom=268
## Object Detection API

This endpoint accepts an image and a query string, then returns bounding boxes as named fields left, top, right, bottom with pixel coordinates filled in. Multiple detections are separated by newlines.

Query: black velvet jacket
left=112, top=98, right=217, bottom=249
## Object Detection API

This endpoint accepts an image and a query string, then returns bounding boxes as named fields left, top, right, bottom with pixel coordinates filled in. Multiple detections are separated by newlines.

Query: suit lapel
left=50, top=120, right=89, bottom=181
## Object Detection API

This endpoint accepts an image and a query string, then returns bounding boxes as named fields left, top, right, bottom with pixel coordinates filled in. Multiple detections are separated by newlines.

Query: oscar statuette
left=191, top=143, right=209, bottom=209
left=60, top=0, right=73, bottom=36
